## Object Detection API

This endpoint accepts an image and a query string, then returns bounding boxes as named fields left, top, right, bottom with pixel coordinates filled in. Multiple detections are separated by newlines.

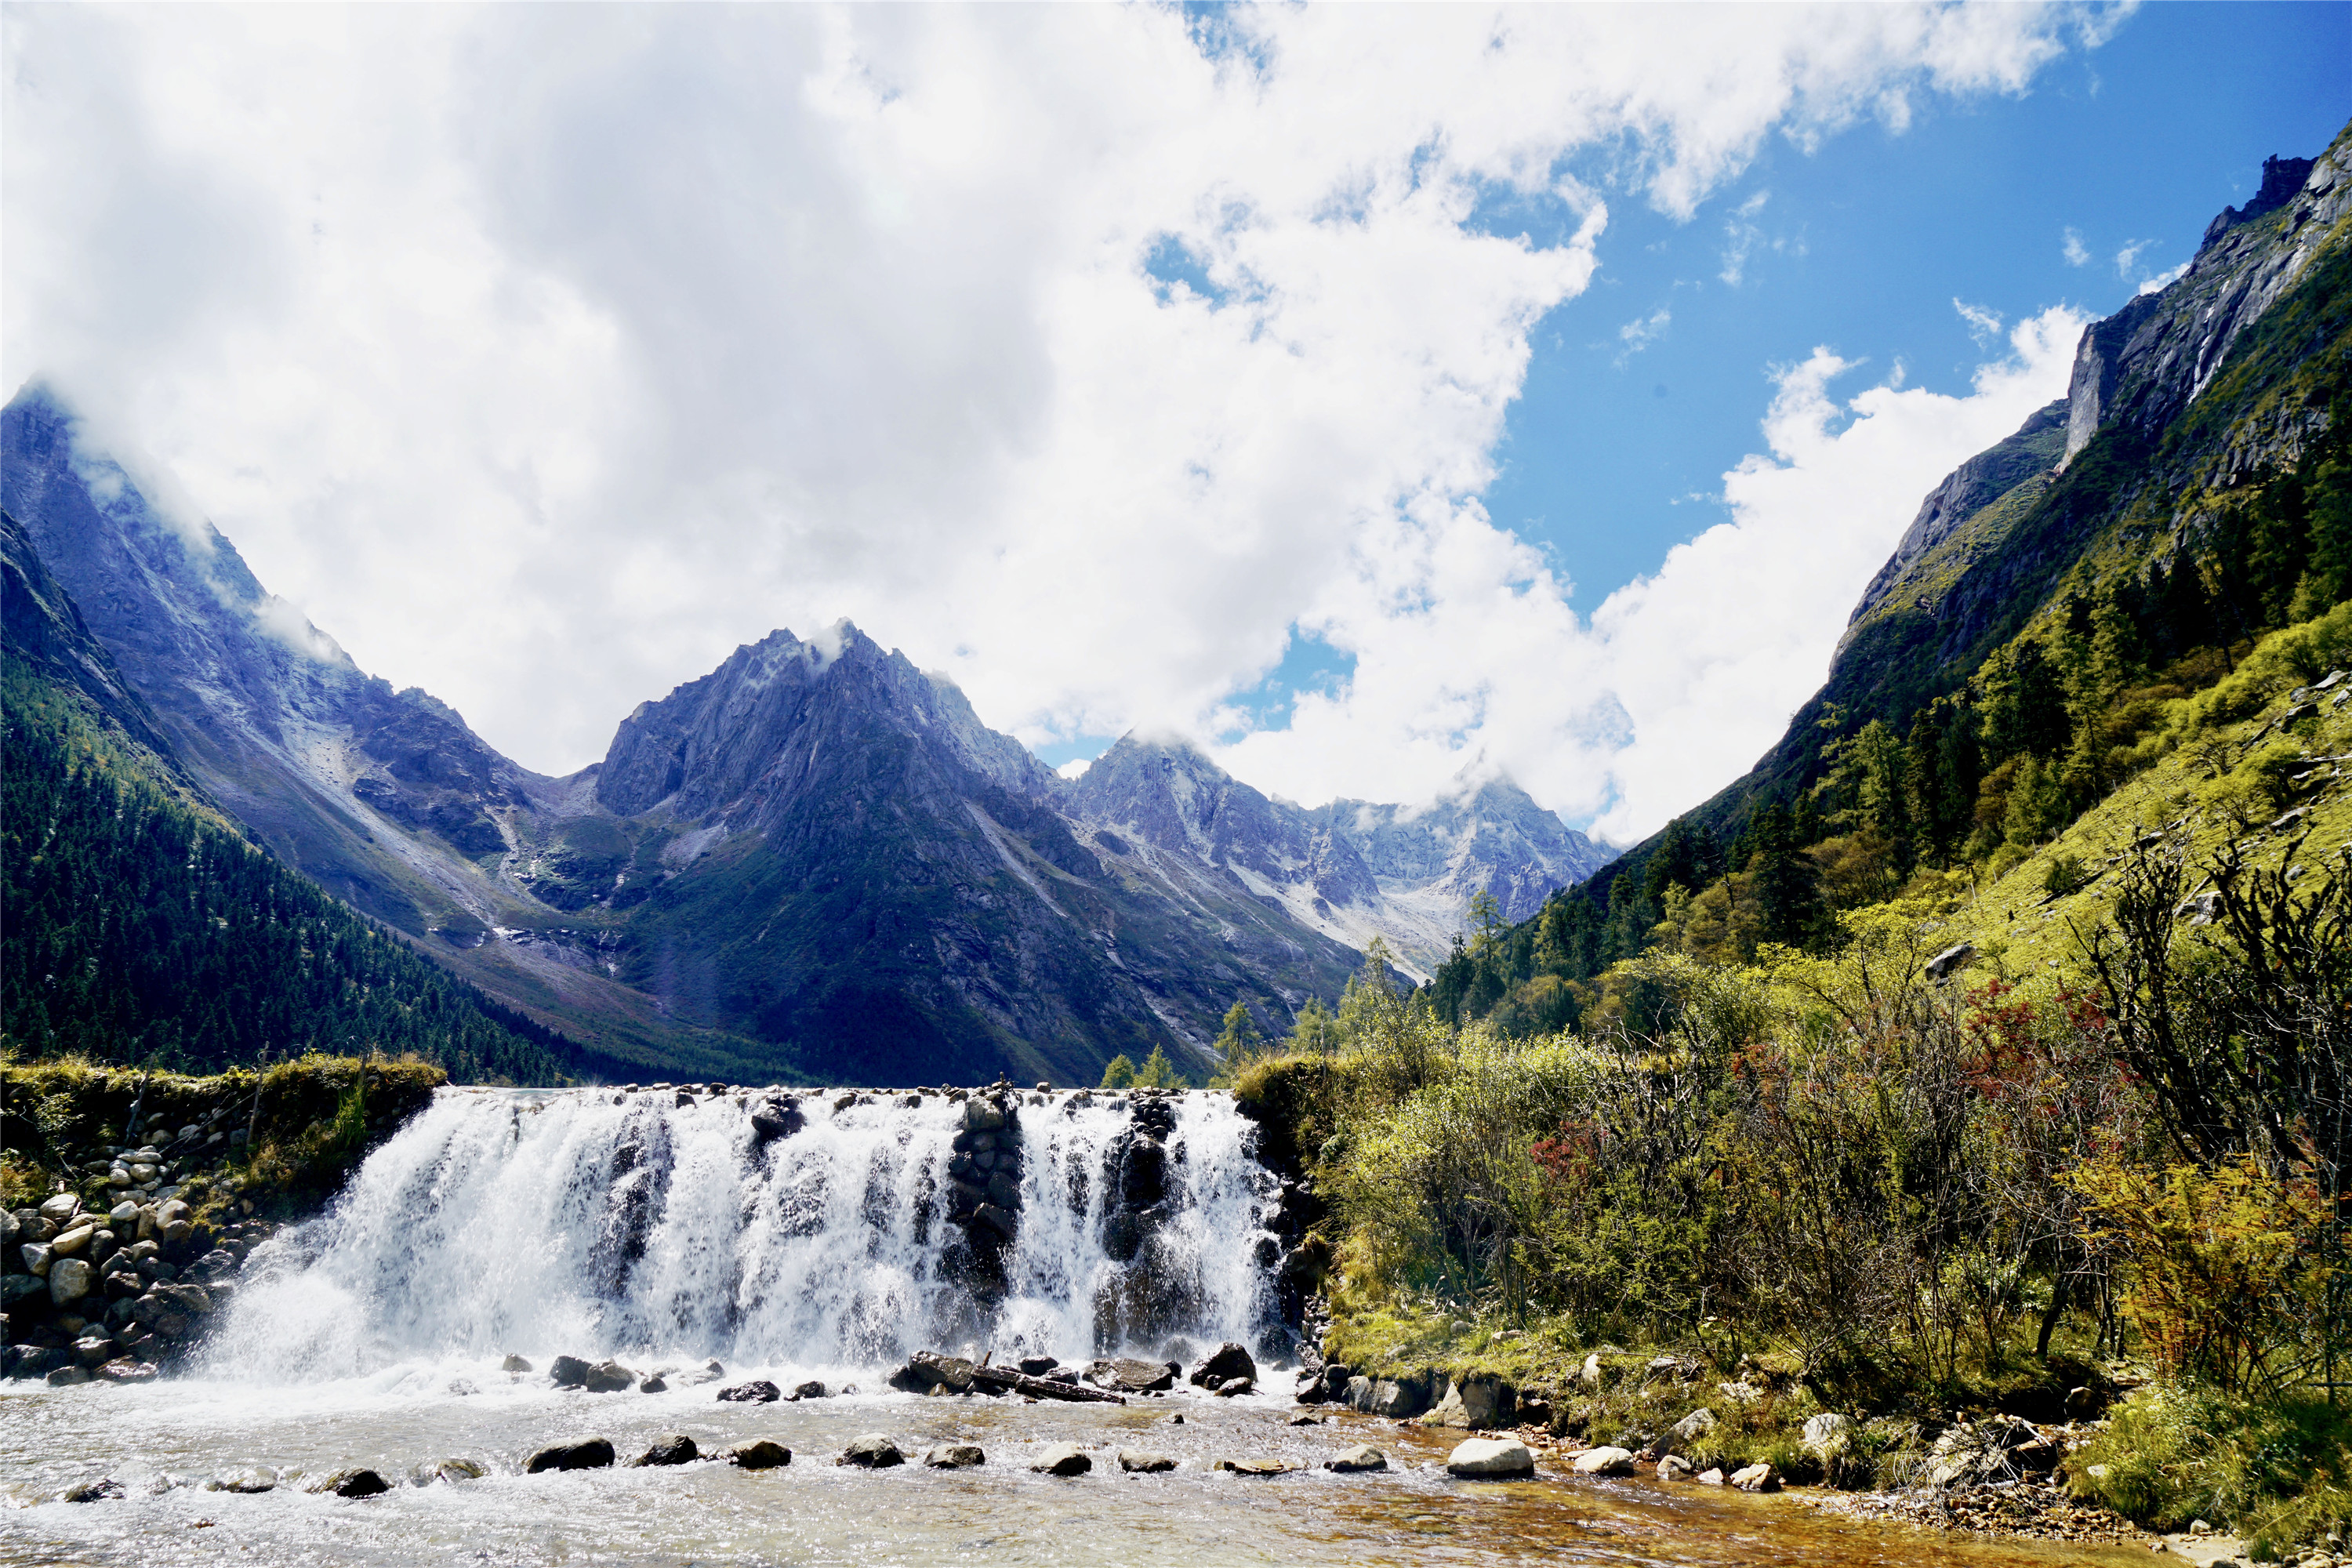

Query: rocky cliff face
left=3, top=383, right=1612, bottom=1080
left=2062, top=147, right=2350, bottom=466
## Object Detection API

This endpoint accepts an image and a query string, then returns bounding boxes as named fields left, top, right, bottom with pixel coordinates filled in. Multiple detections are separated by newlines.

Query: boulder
left=1368, top=1373, right=1435, bottom=1419
left=1116, top=1450, right=1177, bottom=1473
left=1694, top=1467, right=1726, bottom=1485
left=1428, top=1372, right=1515, bottom=1430
left=525, top=1439, right=615, bottom=1474
left=1801, top=1413, right=1851, bottom=1457
left=1657, top=1455, right=1693, bottom=1482
left=838, top=1434, right=904, bottom=1468
left=39, top=1194, right=82, bottom=1225
left=638, top=1374, right=667, bottom=1393
left=501, top=1355, right=533, bottom=1374
left=1570, top=1446, right=1635, bottom=1476
left=924, top=1444, right=986, bottom=1468
left=61, top=1477, right=124, bottom=1503
left=1212, top=1376, right=1254, bottom=1398
left=549, top=1355, right=592, bottom=1388
left=48, top=1257, right=93, bottom=1307
left=310, top=1468, right=390, bottom=1498
left=790, top=1380, right=829, bottom=1400
left=727, top=1440, right=792, bottom=1471
left=96, top=1358, right=157, bottom=1383
left=1086, top=1356, right=1175, bottom=1394
left=1189, top=1341, right=1257, bottom=1388
left=1029, top=1443, right=1092, bottom=1477
left=717, top=1380, right=782, bottom=1403
left=1730, top=1461, right=1779, bottom=1493
left=1323, top=1446, right=1388, bottom=1473
left=46, top=1364, right=91, bottom=1386
left=1209, top=1457, right=1292, bottom=1477
left=1445, top=1437, right=1535, bottom=1479
left=409, top=1458, right=486, bottom=1486
left=51, top=1223, right=95, bottom=1258
left=633, top=1435, right=699, bottom=1467
left=582, top=1359, right=636, bottom=1393
left=1016, top=1356, right=1060, bottom=1377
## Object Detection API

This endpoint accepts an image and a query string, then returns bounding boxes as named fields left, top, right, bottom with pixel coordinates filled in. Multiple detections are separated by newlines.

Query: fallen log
left=886, top=1350, right=1126, bottom=1404
left=968, top=1363, right=1126, bottom=1405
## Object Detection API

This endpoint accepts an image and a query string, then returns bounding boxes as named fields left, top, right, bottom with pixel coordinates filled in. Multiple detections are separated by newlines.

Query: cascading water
left=202, top=1085, right=1288, bottom=1384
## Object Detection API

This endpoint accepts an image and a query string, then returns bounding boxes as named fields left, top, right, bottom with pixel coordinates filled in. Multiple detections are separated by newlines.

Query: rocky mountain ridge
left=0, top=390, right=1611, bottom=1083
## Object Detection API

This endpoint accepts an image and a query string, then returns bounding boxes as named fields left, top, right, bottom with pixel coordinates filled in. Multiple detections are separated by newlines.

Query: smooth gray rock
left=1029, top=1443, right=1091, bottom=1476
left=525, top=1439, right=615, bottom=1473
left=1116, top=1449, right=1176, bottom=1473
left=581, top=1359, right=636, bottom=1393
left=924, top=1444, right=985, bottom=1468
left=1446, top=1437, right=1535, bottom=1478
left=633, top=1434, right=699, bottom=1467
left=1570, top=1446, right=1635, bottom=1476
left=717, top=1379, right=781, bottom=1403
left=1323, top=1446, right=1387, bottom=1473
left=838, top=1434, right=903, bottom=1468
left=727, top=1439, right=791, bottom=1470
left=1730, top=1461, right=1779, bottom=1493
left=1188, top=1342, right=1256, bottom=1388
left=48, top=1257, right=93, bottom=1305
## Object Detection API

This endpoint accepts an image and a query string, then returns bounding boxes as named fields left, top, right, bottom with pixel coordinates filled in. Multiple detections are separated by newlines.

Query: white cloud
left=2114, top=238, right=2154, bottom=278
left=1614, top=306, right=1672, bottom=363
left=2136, top=260, right=2189, bottom=296
left=1952, top=297, right=2005, bottom=344
left=3, top=3, right=2107, bottom=835
left=2062, top=226, right=2091, bottom=266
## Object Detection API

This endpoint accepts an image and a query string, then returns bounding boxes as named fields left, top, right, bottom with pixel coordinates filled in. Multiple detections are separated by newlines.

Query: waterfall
left=202, top=1085, right=1287, bottom=1384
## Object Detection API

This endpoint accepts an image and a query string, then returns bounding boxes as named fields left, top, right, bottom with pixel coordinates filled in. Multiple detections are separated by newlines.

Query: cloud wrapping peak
left=4, top=2, right=2100, bottom=830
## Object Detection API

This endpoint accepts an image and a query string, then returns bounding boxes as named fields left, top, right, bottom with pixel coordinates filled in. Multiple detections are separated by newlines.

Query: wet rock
left=838, top=1435, right=904, bottom=1468
left=1367, top=1373, right=1435, bottom=1419
left=790, top=1380, right=829, bottom=1400
left=1571, top=1446, right=1635, bottom=1476
left=500, top=1354, right=533, bottom=1374
left=448, top=1378, right=479, bottom=1396
left=1287, top=1414, right=1327, bottom=1427
left=717, top=1379, right=782, bottom=1403
left=1730, top=1461, right=1779, bottom=1493
left=1117, top=1450, right=1177, bottom=1473
left=549, top=1355, right=592, bottom=1388
left=1658, top=1455, right=1693, bottom=1482
left=583, top=1359, right=636, bottom=1393
left=633, top=1435, right=699, bottom=1467
left=970, top=1203, right=1018, bottom=1243
left=1213, top=1377, right=1255, bottom=1398
left=1016, top=1356, right=1061, bottom=1377
left=96, top=1358, right=156, bottom=1383
left=310, top=1468, right=390, bottom=1498
left=526, top=1439, right=615, bottom=1473
left=74, top=1334, right=115, bottom=1367
left=1209, top=1457, right=1292, bottom=1477
left=727, top=1440, right=792, bottom=1471
left=1030, top=1443, right=1091, bottom=1476
left=924, top=1444, right=985, bottom=1468
left=638, top=1374, right=667, bottom=1393
left=1446, top=1437, right=1535, bottom=1479
left=1189, top=1342, right=1257, bottom=1388
left=207, top=1467, right=279, bottom=1493
left=1694, top=1467, right=1726, bottom=1486
left=1086, top=1356, right=1174, bottom=1393
left=61, top=1477, right=124, bottom=1502
left=409, top=1458, right=486, bottom=1486
left=1323, top=1446, right=1387, bottom=1473
left=48, top=1257, right=93, bottom=1307
left=46, top=1364, right=91, bottom=1386
left=39, top=1194, right=82, bottom=1225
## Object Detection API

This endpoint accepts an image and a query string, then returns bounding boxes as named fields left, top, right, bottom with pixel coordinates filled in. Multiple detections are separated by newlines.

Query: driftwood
left=887, top=1350, right=1126, bottom=1405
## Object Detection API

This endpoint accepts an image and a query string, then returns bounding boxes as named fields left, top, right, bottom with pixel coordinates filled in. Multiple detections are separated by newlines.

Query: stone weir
left=158, top=1080, right=1314, bottom=1384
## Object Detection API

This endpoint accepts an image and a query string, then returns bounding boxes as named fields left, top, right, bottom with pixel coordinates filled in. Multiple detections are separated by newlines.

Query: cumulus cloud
left=3, top=3, right=2109, bottom=832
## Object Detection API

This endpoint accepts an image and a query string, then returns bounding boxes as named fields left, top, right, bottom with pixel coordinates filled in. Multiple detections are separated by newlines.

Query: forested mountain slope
left=2, top=509, right=590, bottom=1081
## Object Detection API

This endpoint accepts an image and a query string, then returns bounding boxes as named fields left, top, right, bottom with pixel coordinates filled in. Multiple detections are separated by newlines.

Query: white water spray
left=204, top=1087, right=1285, bottom=1384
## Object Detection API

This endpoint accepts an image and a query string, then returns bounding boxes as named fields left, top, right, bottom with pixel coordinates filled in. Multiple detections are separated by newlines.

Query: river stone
left=1368, top=1374, right=1435, bottom=1418
left=501, top=1355, right=533, bottom=1373
left=549, top=1355, right=592, bottom=1388
left=1323, top=1446, right=1388, bottom=1473
left=1658, top=1454, right=1694, bottom=1482
left=717, top=1379, right=782, bottom=1403
left=525, top=1438, right=615, bottom=1473
left=39, top=1194, right=81, bottom=1225
left=1571, top=1446, right=1635, bottom=1476
left=637, top=1374, right=667, bottom=1393
left=1087, top=1356, right=1175, bottom=1393
left=1188, top=1341, right=1257, bottom=1388
left=97, top=1358, right=158, bottom=1383
left=62, top=1477, right=125, bottom=1502
left=1730, top=1461, right=1779, bottom=1493
left=1694, top=1467, right=1726, bottom=1485
left=1116, top=1449, right=1177, bottom=1473
left=1446, top=1437, right=1535, bottom=1478
left=410, top=1458, right=487, bottom=1486
left=310, top=1468, right=390, bottom=1498
left=727, top=1440, right=792, bottom=1470
left=1017, top=1356, right=1060, bottom=1377
left=207, top=1467, right=279, bottom=1493
left=1210, top=1457, right=1291, bottom=1477
left=46, top=1364, right=91, bottom=1386
left=924, top=1444, right=986, bottom=1468
left=1428, top=1372, right=1515, bottom=1430
left=49, top=1257, right=93, bottom=1307
left=582, top=1359, right=636, bottom=1393
left=633, top=1434, right=699, bottom=1467
left=1029, top=1443, right=1091, bottom=1476
left=1212, top=1376, right=1254, bottom=1398
left=791, top=1380, right=829, bottom=1399
left=51, top=1223, right=95, bottom=1257
left=839, top=1434, right=904, bottom=1468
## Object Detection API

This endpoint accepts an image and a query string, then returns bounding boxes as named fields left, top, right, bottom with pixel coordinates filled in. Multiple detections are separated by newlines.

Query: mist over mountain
left=0, top=395, right=1612, bottom=1084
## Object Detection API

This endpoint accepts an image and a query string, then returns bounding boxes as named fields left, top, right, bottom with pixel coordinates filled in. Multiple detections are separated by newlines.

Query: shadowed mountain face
left=1, top=387, right=1613, bottom=1083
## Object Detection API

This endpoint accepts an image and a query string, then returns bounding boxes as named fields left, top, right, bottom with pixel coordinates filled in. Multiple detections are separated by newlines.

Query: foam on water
left=201, top=1087, right=1283, bottom=1384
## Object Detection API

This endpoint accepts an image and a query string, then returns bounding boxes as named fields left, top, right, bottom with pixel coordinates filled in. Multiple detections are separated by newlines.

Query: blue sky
left=9, top=4, right=2348, bottom=838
